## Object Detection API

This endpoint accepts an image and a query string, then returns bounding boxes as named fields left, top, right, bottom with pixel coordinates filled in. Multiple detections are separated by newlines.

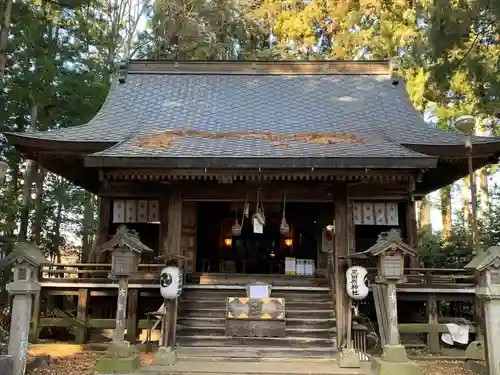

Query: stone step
left=180, top=299, right=334, bottom=310
left=177, top=317, right=336, bottom=330
left=182, top=290, right=332, bottom=302
left=187, top=273, right=329, bottom=287
left=175, top=346, right=339, bottom=359
left=179, top=308, right=334, bottom=319
left=138, top=360, right=367, bottom=375
left=176, top=335, right=337, bottom=348
left=177, top=326, right=335, bottom=339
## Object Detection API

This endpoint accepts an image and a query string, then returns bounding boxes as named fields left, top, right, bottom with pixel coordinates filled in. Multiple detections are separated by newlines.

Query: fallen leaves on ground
left=28, top=351, right=475, bottom=375
left=417, top=361, right=474, bottom=375
left=28, top=352, right=155, bottom=375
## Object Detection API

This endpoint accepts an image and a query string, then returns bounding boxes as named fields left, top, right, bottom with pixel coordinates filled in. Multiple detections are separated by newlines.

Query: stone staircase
left=175, top=275, right=338, bottom=360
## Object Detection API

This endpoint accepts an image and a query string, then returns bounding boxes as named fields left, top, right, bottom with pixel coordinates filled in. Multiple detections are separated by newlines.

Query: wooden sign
left=353, top=202, right=399, bottom=226
left=112, top=199, right=160, bottom=223
left=225, top=297, right=286, bottom=338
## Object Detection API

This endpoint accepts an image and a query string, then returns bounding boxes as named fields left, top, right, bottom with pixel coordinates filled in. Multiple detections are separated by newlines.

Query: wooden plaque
left=225, top=297, right=286, bottom=338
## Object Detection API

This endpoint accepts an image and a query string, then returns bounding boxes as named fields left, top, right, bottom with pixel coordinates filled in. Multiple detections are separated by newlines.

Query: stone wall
left=0, top=355, right=13, bottom=375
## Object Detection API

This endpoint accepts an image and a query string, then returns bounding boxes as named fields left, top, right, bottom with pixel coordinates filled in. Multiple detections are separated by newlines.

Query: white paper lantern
left=346, top=266, right=369, bottom=300
left=160, top=266, right=183, bottom=299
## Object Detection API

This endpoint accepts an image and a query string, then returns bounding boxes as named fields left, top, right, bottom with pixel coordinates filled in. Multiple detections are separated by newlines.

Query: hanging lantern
left=279, top=191, right=289, bottom=236
left=232, top=221, right=242, bottom=236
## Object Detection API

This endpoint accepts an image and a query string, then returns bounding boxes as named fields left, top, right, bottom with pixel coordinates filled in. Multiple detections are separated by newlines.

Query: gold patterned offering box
left=225, top=297, right=286, bottom=338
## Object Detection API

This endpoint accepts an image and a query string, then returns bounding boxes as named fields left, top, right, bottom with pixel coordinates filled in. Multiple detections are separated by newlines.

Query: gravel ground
left=26, top=351, right=476, bottom=375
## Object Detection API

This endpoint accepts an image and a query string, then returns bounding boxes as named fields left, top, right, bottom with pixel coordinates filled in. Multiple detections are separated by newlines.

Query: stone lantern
left=363, top=230, right=415, bottom=284
left=4, top=242, right=49, bottom=375
left=356, top=229, right=420, bottom=375
left=95, top=225, right=153, bottom=374
left=464, top=246, right=500, bottom=375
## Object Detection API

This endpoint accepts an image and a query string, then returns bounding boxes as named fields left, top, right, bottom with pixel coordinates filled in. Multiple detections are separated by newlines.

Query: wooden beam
left=75, top=288, right=89, bottom=344
left=426, top=293, right=440, bottom=353
left=93, top=197, right=111, bottom=263
left=126, top=289, right=139, bottom=343
left=334, top=186, right=349, bottom=349
left=159, top=197, right=169, bottom=257
left=163, top=188, right=182, bottom=348
left=406, top=200, right=420, bottom=268
left=30, top=291, right=42, bottom=343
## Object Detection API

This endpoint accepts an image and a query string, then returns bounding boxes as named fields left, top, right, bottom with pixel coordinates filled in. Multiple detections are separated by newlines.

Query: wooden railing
left=38, top=263, right=476, bottom=291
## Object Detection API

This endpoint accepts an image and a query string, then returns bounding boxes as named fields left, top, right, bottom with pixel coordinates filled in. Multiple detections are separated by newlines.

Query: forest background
left=0, top=0, right=498, bottom=285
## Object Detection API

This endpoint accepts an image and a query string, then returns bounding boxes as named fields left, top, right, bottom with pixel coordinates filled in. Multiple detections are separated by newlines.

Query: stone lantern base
left=94, top=341, right=141, bottom=374
left=371, top=345, right=420, bottom=375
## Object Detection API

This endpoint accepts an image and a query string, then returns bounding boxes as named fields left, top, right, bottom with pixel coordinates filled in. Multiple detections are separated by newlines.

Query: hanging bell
left=280, top=218, right=290, bottom=236
left=232, top=222, right=242, bottom=237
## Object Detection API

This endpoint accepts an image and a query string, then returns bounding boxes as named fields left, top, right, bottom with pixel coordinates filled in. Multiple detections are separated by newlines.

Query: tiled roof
left=5, top=60, right=499, bottom=166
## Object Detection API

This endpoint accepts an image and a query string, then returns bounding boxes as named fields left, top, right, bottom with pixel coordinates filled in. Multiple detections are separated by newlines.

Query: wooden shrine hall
left=5, top=60, right=500, bottom=356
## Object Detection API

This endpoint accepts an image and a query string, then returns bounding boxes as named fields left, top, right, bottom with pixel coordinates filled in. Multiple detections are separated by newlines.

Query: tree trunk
left=479, top=169, right=489, bottom=219
left=462, top=177, right=470, bottom=228
left=418, top=196, right=432, bottom=232
left=32, top=165, right=46, bottom=245
left=0, top=0, right=13, bottom=78
left=440, top=186, right=452, bottom=240
left=477, top=118, right=489, bottom=223
left=19, top=103, right=39, bottom=241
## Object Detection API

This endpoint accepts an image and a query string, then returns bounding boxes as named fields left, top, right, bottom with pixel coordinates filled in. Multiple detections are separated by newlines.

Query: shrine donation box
left=225, top=297, right=286, bottom=338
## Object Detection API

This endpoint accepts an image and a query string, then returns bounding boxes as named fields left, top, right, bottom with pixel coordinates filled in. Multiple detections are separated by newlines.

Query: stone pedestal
left=6, top=280, right=40, bottom=375
left=481, top=297, right=500, bottom=375
left=371, top=344, right=420, bottom=375
left=338, top=348, right=360, bottom=368
left=94, top=341, right=141, bottom=374
left=152, top=346, right=177, bottom=366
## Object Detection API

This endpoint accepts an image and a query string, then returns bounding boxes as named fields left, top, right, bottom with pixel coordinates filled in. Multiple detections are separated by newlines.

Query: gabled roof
left=100, top=225, right=154, bottom=254
left=4, top=60, right=500, bottom=192
left=465, top=246, right=500, bottom=272
left=5, top=241, right=49, bottom=267
left=355, top=229, right=417, bottom=258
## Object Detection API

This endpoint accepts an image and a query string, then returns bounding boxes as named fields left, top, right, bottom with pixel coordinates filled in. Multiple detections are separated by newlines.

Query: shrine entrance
left=195, top=201, right=329, bottom=274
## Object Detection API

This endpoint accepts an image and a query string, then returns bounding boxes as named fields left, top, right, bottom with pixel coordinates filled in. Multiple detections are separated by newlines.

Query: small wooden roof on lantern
left=100, top=225, right=154, bottom=255
left=4, top=241, right=50, bottom=267
left=350, top=229, right=417, bottom=260
left=465, top=246, right=500, bottom=272
left=4, top=60, right=500, bottom=195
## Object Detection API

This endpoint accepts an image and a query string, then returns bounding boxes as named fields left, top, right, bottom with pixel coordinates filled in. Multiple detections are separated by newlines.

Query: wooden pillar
left=164, top=188, right=183, bottom=348
left=94, top=196, right=111, bottom=263
left=159, top=197, right=169, bottom=257
left=126, top=289, right=139, bottom=343
left=114, top=278, right=128, bottom=342
left=406, top=200, right=419, bottom=268
left=334, top=187, right=350, bottom=349
left=75, top=288, right=89, bottom=344
left=29, top=291, right=41, bottom=343
left=427, top=293, right=440, bottom=353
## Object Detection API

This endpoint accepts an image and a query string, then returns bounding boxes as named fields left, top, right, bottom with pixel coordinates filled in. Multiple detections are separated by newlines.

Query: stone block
left=152, top=346, right=177, bottom=366
left=94, top=355, right=141, bottom=374
left=338, top=348, right=361, bottom=368
left=465, top=341, right=485, bottom=361
left=371, top=357, right=421, bottom=375
left=380, top=344, right=408, bottom=363
left=94, top=341, right=141, bottom=374
left=466, top=360, right=487, bottom=375
left=0, top=355, right=13, bottom=375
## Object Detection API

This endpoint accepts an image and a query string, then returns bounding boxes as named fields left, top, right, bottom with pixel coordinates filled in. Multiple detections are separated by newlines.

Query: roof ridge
left=125, top=59, right=390, bottom=75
